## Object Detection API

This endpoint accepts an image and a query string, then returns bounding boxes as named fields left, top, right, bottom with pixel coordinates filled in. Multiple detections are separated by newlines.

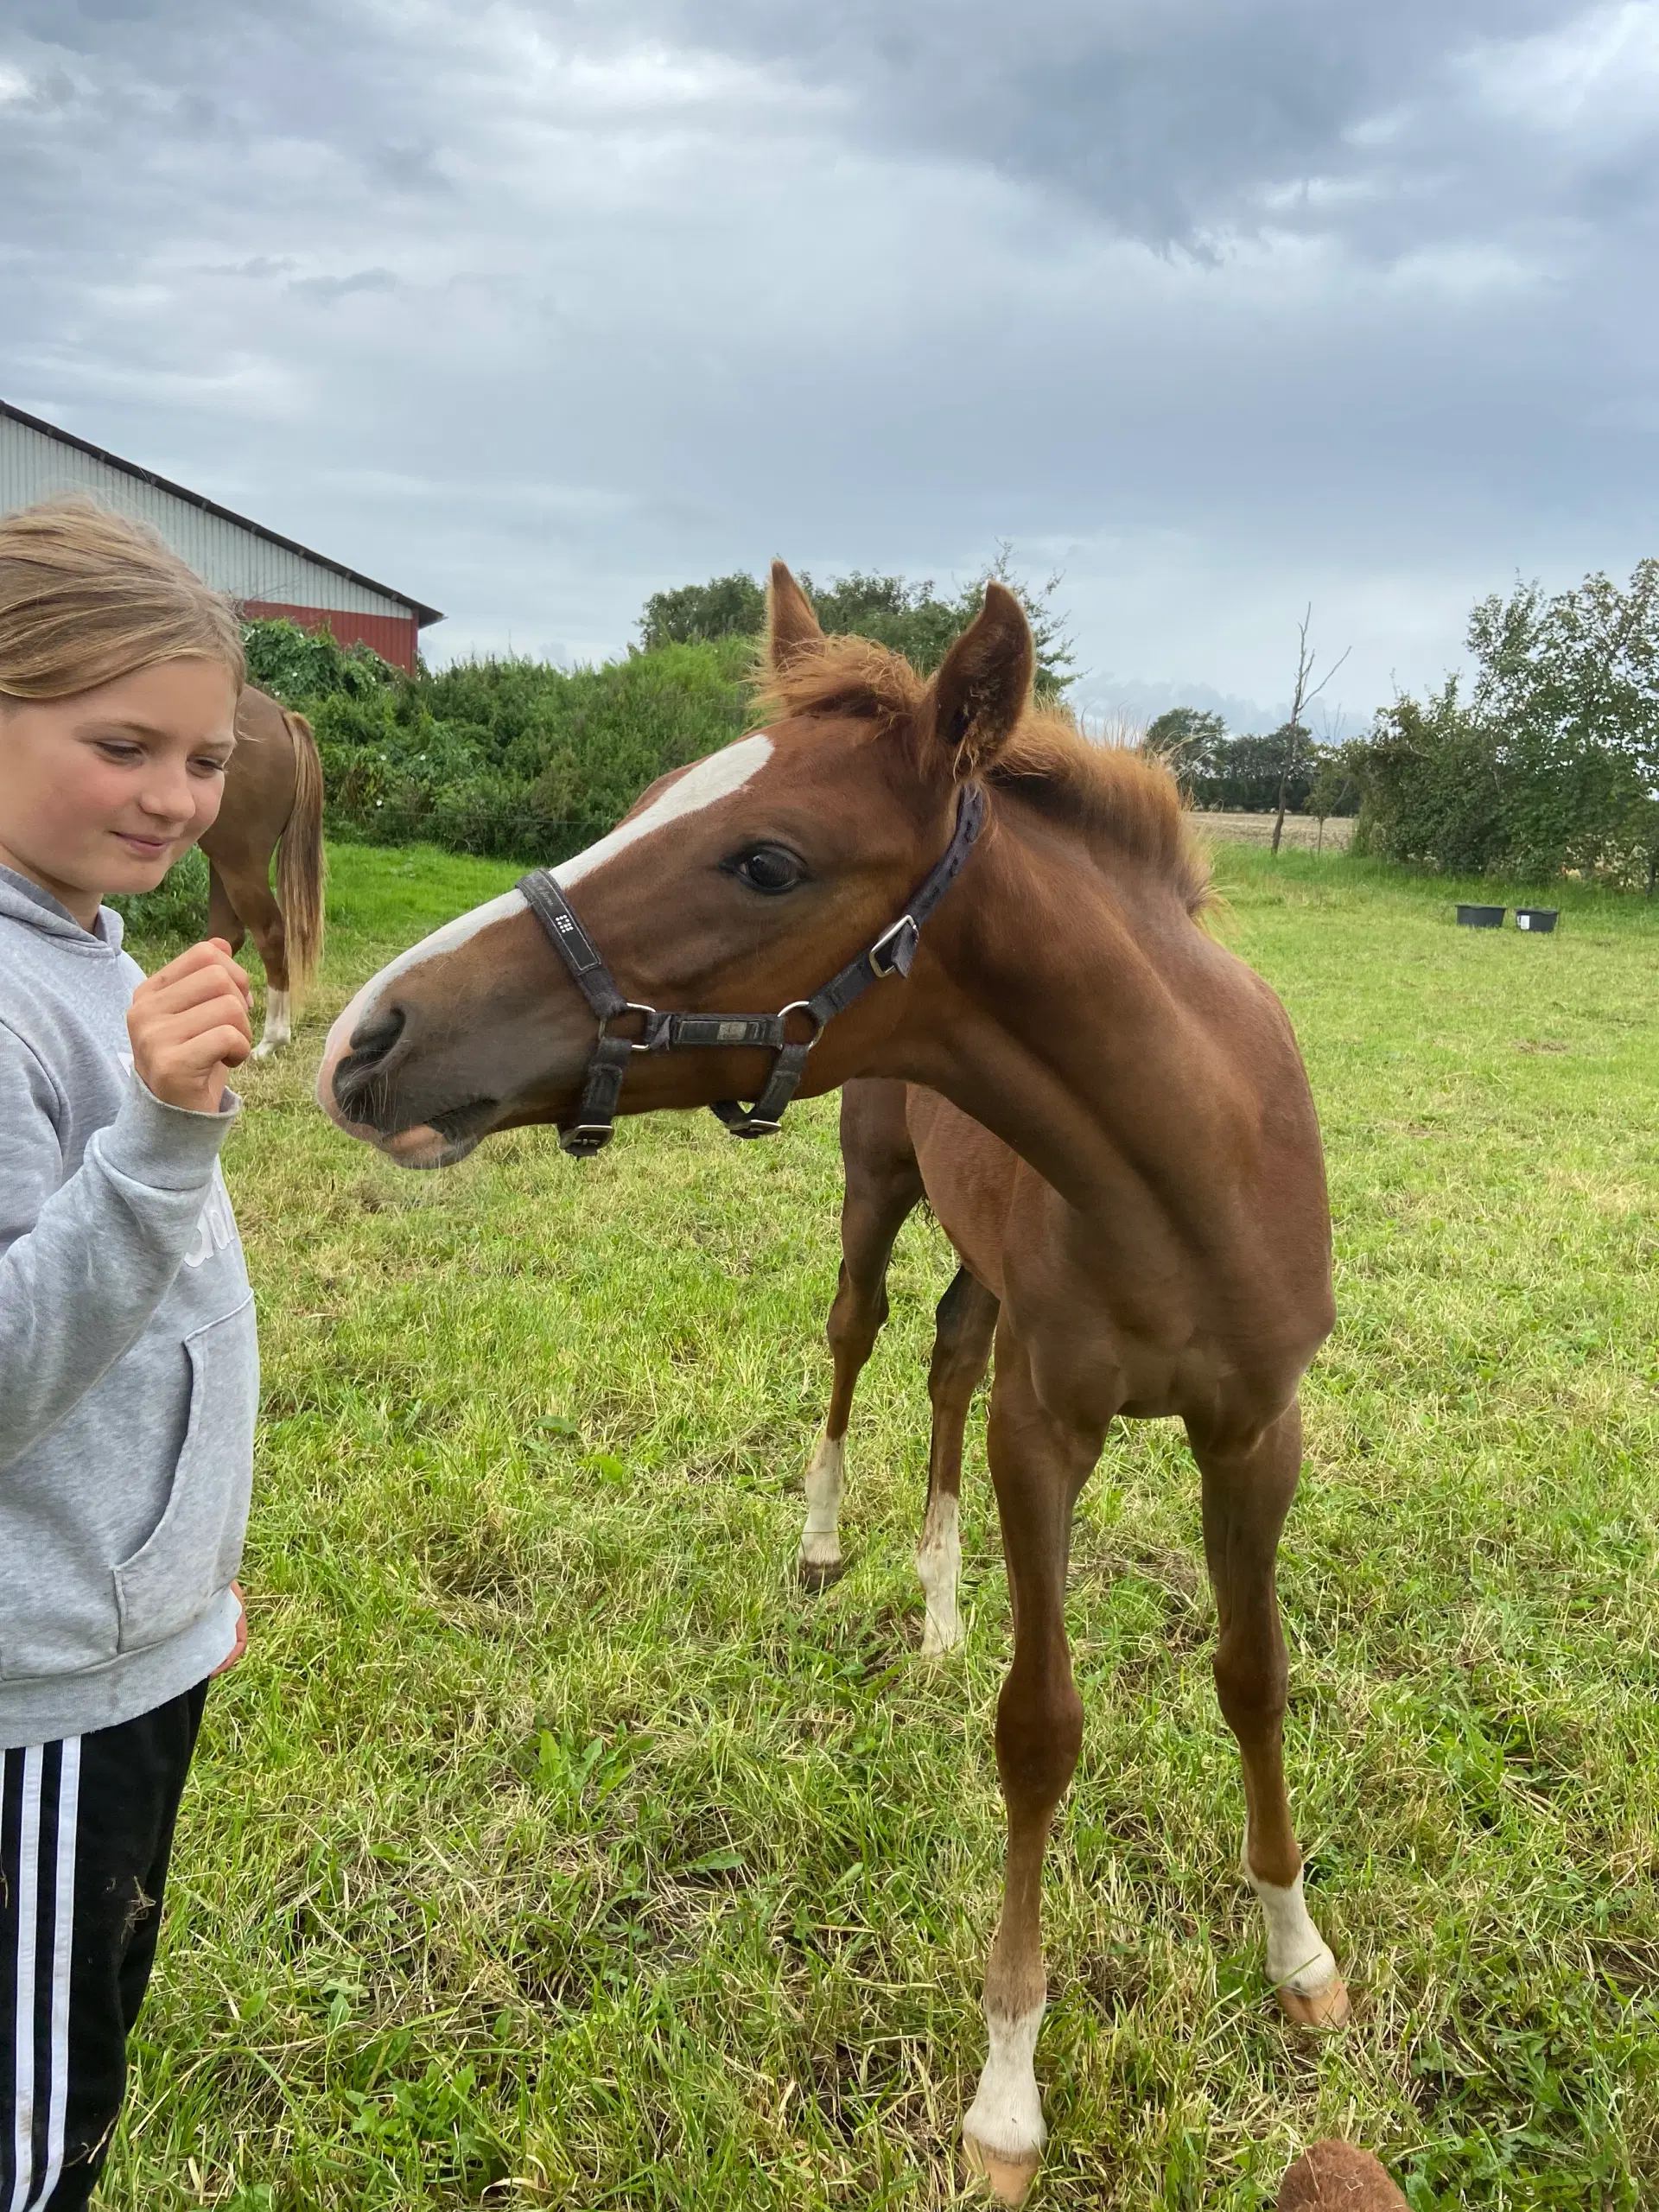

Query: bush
left=242, top=617, right=399, bottom=704
left=105, top=845, right=211, bottom=954
left=244, top=620, right=758, bottom=865
left=1349, top=684, right=1507, bottom=872
left=1349, top=566, right=1659, bottom=887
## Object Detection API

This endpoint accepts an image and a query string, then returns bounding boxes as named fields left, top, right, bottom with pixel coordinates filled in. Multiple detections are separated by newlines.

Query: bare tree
left=1271, top=608, right=1351, bottom=855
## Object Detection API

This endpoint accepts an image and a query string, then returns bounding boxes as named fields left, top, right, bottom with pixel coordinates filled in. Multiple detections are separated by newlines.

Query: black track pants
left=0, top=1681, right=208, bottom=2209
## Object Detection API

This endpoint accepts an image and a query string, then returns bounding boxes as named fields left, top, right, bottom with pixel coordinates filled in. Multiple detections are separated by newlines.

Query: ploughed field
left=1195, top=811, right=1357, bottom=852
left=111, top=846, right=1659, bottom=2209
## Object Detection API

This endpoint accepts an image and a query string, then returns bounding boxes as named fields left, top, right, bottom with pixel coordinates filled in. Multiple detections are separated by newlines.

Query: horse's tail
left=276, top=710, right=326, bottom=1006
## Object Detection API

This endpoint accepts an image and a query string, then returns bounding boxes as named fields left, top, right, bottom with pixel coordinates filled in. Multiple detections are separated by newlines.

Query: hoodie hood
left=0, top=863, right=126, bottom=953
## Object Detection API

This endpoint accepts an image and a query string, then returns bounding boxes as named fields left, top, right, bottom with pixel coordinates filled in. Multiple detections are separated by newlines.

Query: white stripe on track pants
left=0, top=1682, right=207, bottom=2210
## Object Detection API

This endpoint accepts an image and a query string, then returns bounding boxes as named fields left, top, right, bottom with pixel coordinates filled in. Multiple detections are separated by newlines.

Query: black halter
left=517, top=783, right=986, bottom=1158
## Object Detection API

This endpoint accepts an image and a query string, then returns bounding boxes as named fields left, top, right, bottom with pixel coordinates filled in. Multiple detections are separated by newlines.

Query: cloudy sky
left=4, top=0, right=1658, bottom=728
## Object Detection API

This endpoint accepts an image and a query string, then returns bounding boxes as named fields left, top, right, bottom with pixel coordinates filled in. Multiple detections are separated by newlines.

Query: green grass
left=104, top=841, right=1659, bottom=2209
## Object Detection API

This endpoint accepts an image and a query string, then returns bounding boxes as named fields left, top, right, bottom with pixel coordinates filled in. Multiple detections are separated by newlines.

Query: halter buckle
left=559, top=1123, right=616, bottom=1158
left=867, top=914, right=919, bottom=978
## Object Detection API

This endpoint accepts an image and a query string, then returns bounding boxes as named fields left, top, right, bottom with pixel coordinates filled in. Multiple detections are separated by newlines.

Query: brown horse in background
left=316, top=569, right=1347, bottom=2201
left=203, top=684, right=326, bottom=1055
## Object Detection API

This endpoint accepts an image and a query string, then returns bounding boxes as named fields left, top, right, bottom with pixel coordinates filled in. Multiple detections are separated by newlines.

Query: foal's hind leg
left=1187, top=1400, right=1348, bottom=2030
left=917, top=1268, right=997, bottom=1655
left=207, top=862, right=246, bottom=957
left=230, top=871, right=292, bottom=1058
left=800, top=1083, right=924, bottom=1586
left=207, top=860, right=294, bottom=1053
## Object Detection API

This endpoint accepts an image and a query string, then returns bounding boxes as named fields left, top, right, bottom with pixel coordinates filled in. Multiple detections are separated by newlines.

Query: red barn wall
left=241, top=601, right=420, bottom=674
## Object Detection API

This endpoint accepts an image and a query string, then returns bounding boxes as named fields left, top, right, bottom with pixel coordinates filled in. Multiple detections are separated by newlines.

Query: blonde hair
left=0, top=497, right=245, bottom=702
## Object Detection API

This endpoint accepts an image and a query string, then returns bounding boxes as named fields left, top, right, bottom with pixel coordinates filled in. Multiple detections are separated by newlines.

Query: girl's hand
left=211, top=1582, right=248, bottom=1675
left=128, top=938, right=252, bottom=1113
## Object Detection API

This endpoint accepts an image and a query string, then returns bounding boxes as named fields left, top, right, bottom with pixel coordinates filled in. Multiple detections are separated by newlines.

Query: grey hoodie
left=0, top=866, right=255, bottom=1748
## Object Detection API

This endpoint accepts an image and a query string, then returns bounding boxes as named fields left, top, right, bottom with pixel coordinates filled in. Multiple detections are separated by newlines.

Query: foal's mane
left=757, top=632, right=1212, bottom=916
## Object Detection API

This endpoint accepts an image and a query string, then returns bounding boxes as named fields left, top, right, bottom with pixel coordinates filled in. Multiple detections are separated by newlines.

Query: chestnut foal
left=319, top=569, right=1347, bottom=2200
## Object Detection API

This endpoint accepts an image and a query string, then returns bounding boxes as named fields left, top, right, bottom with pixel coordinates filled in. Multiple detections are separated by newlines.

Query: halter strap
left=517, top=782, right=986, bottom=1156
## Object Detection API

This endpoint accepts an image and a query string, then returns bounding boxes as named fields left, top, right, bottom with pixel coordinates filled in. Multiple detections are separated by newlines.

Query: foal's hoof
left=1278, top=2141, right=1408, bottom=2209
left=962, top=2133, right=1040, bottom=2205
left=797, top=1554, right=845, bottom=1592
left=1276, top=1970, right=1351, bottom=2031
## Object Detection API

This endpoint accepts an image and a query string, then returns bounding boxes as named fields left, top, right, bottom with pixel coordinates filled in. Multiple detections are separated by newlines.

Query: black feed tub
left=1516, top=908, right=1559, bottom=933
left=1456, top=904, right=1506, bottom=928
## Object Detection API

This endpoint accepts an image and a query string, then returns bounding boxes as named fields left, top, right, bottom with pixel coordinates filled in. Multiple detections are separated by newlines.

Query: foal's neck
left=887, top=798, right=1251, bottom=1218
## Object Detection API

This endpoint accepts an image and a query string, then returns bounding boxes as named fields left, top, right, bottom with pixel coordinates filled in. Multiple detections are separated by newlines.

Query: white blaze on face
left=318, top=887, right=531, bottom=1116
left=554, top=731, right=774, bottom=888
left=318, top=732, right=776, bottom=1136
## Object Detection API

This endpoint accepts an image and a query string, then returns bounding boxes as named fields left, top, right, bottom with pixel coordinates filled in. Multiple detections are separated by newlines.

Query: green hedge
left=243, top=621, right=754, bottom=863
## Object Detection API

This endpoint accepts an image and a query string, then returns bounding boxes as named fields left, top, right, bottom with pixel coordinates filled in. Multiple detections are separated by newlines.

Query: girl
left=0, top=499, right=258, bottom=2207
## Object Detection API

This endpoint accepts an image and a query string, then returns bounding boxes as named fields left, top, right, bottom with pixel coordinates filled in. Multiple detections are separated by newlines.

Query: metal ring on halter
left=778, top=1000, right=825, bottom=1046
left=598, top=1003, right=660, bottom=1053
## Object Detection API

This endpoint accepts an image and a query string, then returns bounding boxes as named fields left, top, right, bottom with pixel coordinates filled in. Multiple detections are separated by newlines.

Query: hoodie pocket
left=114, top=1294, right=257, bottom=1655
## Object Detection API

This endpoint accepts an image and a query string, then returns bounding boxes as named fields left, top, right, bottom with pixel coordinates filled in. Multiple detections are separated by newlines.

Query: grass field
left=106, top=840, right=1659, bottom=2209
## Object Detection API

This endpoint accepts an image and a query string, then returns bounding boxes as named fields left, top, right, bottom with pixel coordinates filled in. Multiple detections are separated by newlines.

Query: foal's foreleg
left=917, top=1267, right=997, bottom=1655
left=800, top=1086, right=923, bottom=1586
left=1188, top=1401, right=1348, bottom=2029
left=963, top=1343, right=1098, bottom=2204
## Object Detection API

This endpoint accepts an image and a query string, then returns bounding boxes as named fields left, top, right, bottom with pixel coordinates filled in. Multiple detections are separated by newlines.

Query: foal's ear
left=929, top=582, right=1033, bottom=772
left=767, top=562, right=823, bottom=671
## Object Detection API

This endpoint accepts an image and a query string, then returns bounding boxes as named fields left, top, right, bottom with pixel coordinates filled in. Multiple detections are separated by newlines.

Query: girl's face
left=0, top=658, right=238, bottom=929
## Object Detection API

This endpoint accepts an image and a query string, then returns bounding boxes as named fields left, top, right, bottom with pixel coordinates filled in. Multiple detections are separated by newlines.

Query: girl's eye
left=97, top=742, right=143, bottom=764
left=190, top=757, right=231, bottom=777
left=730, top=844, right=804, bottom=895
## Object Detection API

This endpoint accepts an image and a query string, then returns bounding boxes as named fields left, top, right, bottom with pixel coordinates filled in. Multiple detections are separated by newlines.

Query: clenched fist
left=128, top=938, right=253, bottom=1115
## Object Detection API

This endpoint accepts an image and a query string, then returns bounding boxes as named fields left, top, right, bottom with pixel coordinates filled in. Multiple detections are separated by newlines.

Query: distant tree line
left=231, top=550, right=1075, bottom=864
left=639, top=548, right=1077, bottom=700
left=222, top=554, right=1659, bottom=893
left=1144, top=709, right=1358, bottom=820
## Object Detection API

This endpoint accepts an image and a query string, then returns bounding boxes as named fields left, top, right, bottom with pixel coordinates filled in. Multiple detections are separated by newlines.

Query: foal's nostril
left=344, top=1003, right=405, bottom=1071
left=333, top=1003, right=407, bottom=1120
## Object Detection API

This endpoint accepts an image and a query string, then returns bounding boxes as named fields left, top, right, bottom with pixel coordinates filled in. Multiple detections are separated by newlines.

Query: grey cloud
left=287, top=268, right=403, bottom=303
left=616, top=0, right=1585, bottom=249
left=0, top=0, right=1656, bottom=713
left=202, top=256, right=298, bottom=278
left=367, top=143, right=454, bottom=195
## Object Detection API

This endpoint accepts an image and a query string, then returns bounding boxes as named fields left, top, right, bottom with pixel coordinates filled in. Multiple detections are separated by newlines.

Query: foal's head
left=319, top=564, right=1034, bottom=1166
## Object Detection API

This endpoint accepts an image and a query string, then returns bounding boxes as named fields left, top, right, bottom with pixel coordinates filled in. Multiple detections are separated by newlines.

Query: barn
left=1, top=400, right=442, bottom=672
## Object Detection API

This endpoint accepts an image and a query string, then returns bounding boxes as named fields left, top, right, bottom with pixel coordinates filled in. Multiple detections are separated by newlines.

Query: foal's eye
left=728, top=844, right=805, bottom=895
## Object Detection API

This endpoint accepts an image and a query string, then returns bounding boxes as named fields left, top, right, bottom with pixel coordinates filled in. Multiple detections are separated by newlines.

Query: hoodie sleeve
left=0, top=1021, right=239, bottom=1471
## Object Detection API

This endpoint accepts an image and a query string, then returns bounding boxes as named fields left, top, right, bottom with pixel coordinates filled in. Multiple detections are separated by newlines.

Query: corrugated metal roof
left=1, top=400, right=443, bottom=626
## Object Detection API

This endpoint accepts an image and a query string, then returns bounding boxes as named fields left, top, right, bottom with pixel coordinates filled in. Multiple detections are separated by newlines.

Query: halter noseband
left=516, top=783, right=987, bottom=1158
